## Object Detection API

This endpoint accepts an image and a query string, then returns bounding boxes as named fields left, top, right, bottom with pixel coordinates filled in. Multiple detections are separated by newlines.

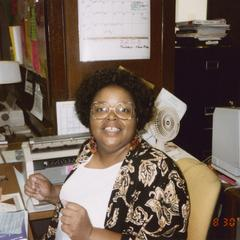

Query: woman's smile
left=104, top=126, right=120, bottom=133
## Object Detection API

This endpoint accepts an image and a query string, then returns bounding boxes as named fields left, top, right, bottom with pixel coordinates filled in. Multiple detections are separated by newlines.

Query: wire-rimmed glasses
left=91, top=101, right=135, bottom=120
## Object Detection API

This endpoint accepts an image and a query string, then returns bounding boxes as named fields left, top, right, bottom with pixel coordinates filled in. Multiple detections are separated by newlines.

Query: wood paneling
left=63, top=0, right=175, bottom=98
left=18, top=0, right=176, bottom=135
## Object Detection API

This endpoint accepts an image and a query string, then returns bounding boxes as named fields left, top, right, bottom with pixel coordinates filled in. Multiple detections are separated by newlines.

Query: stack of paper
left=175, top=19, right=230, bottom=45
left=0, top=134, right=8, bottom=147
left=0, top=193, right=27, bottom=239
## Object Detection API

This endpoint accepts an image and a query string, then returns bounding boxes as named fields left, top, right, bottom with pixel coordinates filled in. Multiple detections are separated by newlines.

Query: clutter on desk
left=1, top=149, right=24, bottom=163
left=0, top=127, right=33, bottom=150
left=0, top=133, right=8, bottom=146
left=0, top=192, right=27, bottom=239
left=0, top=124, right=32, bottom=137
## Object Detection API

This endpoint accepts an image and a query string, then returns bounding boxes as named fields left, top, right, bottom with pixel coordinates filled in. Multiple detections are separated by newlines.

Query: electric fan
left=143, top=106, right=180, bottom=150
left=142, top=88, right=186, bottom=151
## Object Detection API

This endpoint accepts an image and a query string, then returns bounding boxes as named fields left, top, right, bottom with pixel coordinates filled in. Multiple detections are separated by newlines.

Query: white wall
left=175, top=0, right=208, bottom=22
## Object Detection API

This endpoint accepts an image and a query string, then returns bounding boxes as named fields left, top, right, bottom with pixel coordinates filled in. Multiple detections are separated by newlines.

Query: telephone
left=0, top=101, right=25, bottom=129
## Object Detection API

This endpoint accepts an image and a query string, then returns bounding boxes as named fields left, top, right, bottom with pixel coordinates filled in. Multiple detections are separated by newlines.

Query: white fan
left=142, top=88, right=186, bottom=151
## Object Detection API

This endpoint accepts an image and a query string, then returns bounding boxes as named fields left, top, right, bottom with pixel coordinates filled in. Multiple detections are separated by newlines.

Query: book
left=0, top=193, right=27, bottom=240
left=218, top=174, right=236, bottom=185
left=8, top=26, right=23, bottom=64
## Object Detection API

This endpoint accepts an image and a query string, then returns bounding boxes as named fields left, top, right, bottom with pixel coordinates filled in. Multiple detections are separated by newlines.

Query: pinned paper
left=24, top=70, right=33, bottom=95
left=31, top=83, right=43, bottom=121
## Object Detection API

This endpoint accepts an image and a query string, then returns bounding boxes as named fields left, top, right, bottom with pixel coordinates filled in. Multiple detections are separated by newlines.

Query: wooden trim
left=46, top=0, right=68, bottom=101
left=161, top=0, right=176, bottom=92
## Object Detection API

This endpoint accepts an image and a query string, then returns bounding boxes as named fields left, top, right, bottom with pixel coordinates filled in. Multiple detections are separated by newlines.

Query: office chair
left=176, top=157, right=221, bottom=240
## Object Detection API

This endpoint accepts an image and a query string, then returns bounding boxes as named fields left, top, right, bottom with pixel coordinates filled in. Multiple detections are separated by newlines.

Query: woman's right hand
left=24, top=173, right=60, bottom=204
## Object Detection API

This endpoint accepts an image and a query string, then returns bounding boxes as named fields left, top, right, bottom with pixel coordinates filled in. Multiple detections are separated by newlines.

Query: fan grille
left=153, top=106, right=180, bottom=141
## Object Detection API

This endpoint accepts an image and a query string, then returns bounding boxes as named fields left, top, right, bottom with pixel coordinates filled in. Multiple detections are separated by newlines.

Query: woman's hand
left=24, top=173, right=60, bottom=204
left=61, top=202, right=93, bottom=240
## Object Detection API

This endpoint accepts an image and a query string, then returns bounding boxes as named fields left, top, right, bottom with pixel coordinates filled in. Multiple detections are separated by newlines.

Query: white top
left=55, top=158, right=122, bottom=240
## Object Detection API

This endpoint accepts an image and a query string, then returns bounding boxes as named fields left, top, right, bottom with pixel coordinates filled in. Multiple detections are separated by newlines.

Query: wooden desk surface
left=0, top=163, right=20, bottom=194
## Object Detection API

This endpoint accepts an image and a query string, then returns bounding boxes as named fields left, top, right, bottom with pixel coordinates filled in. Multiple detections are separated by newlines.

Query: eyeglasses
left=91, top=101, right=135, bottom=120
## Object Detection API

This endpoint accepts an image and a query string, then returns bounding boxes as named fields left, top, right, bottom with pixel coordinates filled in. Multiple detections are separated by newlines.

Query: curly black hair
left=75, top=67, right=155, bottom=130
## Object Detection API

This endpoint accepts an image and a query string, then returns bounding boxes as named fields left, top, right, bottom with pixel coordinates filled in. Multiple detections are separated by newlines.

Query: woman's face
left=90, top=85, right=137, bottom=154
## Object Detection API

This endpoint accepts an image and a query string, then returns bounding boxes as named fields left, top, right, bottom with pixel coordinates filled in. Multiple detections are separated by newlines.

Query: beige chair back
left=176, top=157, right=221, bottom=240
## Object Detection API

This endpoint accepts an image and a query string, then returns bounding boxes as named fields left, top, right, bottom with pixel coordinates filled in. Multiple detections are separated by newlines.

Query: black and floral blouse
left=43, top=137, right=190, bottom=240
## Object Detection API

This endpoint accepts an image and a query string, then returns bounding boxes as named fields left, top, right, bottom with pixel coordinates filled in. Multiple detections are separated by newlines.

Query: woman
left=25, top=67, right=190, bottom=240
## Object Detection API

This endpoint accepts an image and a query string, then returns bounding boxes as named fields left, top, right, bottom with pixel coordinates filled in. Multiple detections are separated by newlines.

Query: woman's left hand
left=61, top=202, right=93, bottom=240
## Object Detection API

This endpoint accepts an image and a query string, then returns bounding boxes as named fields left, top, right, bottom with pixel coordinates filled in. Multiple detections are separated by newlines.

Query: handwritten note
left=78, top=0, right=150, bottom=61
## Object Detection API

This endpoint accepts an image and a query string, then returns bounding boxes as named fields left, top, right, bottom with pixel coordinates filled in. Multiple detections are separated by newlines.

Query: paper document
left=56, top=101, right=89, bottom=135
left=0, top=211, right=25, bottom=235
left=31, top=83, right=43, bottom=121
left=0, top=193, right=27, bottom=239
left=78, top=0, right=150, bottom=61
left=24, top=70, right=34, bottom=95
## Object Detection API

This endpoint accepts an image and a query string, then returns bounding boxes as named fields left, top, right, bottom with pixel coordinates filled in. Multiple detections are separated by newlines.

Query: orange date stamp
left=212, top=217, right=240, bottom=228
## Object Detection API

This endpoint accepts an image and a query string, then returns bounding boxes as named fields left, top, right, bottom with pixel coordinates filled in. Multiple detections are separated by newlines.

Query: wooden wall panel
left=63, top=0, right=175, bottom=98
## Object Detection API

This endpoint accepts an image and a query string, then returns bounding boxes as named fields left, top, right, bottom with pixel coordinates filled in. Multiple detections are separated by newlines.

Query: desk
left=0, top=163, right=54, bottom=239
left=1, top=134, right=58, bottom=238
left=0, top=163, right=34, bottom=239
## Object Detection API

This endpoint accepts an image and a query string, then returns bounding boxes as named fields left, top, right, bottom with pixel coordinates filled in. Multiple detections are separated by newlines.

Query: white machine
left=21, top=132, right=90, bottom=205
left=0, top=101, right=25, bottom=128
left=212, top=107, right=240, bottom=184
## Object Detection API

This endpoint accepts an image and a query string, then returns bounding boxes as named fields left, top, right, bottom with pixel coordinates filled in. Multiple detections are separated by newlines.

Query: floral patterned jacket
left=43, top=137, right=190, bottom=240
